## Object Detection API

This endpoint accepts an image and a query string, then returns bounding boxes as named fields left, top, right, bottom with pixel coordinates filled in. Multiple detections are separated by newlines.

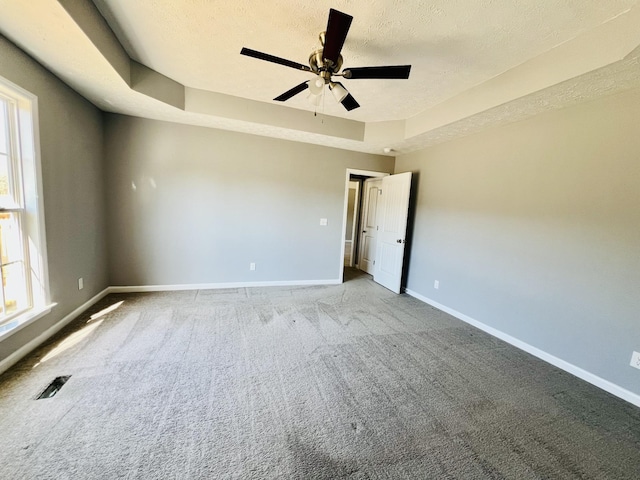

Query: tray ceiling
left=1, top=0, right=639, bottom=155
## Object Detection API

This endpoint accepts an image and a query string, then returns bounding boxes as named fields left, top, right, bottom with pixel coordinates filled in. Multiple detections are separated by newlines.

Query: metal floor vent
left=36, top=376, right=71, bottom=400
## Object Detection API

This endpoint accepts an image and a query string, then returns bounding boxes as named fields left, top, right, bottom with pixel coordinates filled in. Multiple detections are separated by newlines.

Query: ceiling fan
left=240, top=8, right=411, bottom=111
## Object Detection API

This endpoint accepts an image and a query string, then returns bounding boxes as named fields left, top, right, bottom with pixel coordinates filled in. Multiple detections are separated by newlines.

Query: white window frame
left=0, top=76, right=51, bottom=339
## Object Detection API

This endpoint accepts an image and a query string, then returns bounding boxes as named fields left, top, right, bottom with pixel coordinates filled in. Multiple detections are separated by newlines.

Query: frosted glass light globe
left=308, top=75, right=325, bottom=95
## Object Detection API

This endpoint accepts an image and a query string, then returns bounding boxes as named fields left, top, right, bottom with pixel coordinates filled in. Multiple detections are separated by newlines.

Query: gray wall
left=104, top=114, right=393, bottom=286
left=396, top=87, right=640, bottom=395
left=0, top=35, right=109, bottom=364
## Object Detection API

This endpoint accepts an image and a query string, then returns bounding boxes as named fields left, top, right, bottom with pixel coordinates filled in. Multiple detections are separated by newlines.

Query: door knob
left=363, top=230, right=367, bottom=233
left=397, top=239, right=405, bottom=243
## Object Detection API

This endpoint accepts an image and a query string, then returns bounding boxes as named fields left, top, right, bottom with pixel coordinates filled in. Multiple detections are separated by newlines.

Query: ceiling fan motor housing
left=309, top=47, right=343, bottom=80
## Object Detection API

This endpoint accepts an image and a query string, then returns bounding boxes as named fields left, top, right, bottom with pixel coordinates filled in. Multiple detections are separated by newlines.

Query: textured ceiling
left=92, top=0, right=637, bottom=121
left=0, top=0, right=639, bottom=155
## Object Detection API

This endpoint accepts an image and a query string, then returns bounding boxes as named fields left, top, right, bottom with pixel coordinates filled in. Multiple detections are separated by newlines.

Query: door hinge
left=379, top=189, right=383, bottom=195
left=373, top=260, right=376, bottom=265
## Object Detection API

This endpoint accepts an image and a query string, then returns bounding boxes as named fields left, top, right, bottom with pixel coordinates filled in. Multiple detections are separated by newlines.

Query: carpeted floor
left=1, top=269, right=639, bottom=479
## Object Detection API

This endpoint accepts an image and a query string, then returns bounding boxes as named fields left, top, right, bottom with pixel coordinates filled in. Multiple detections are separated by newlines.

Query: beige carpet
left=1, top=269, right=639, bottom=479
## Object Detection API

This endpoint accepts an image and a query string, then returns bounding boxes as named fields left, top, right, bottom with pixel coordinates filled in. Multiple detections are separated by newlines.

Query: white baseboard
left=404, top=288, right=640, bottom=409
left=0, top=288, right=110, bottom=376
left=108, top=278, right=341, bottom=293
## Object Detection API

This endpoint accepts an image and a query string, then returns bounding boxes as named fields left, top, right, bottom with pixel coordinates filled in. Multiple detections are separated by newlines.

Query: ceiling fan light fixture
left=329, top=82, right=348, bottom=102
left=308, top=75, right=325, bottom=95
left=307, top=91, right=323, bottom=106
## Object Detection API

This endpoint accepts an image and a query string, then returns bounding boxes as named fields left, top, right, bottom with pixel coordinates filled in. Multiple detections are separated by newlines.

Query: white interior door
left=358, top=178, right=382, bottom=274
left=374, top=172, right=412, bottom=293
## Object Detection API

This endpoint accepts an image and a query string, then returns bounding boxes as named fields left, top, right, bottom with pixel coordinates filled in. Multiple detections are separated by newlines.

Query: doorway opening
left=339, top=168, right=413, bottom=293
left=339, top=169, right=387, bottom=283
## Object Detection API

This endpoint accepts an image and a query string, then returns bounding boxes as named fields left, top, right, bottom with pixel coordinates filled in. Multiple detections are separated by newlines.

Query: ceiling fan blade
left=343, top=65, right=411, bottom=79
left=241, top=47, right=311, bottom=72
left=341, top=92, right=360, bottom=111
left=273, top=81, right=309, bottom=102
left=323, top=9, right=353, bottom=67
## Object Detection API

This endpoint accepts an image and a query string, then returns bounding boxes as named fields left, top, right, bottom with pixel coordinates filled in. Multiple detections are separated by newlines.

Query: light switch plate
left=320, top=218, right=328, bottom=226
left=630, top=351, right=640, bottom=370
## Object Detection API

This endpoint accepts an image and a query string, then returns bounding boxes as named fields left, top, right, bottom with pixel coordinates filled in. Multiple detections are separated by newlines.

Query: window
left=0, top=77, right=49, bottom=334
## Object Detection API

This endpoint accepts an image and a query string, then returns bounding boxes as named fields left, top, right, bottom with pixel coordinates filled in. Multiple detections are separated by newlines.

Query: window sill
left=0, top=304, right=56, bottom=342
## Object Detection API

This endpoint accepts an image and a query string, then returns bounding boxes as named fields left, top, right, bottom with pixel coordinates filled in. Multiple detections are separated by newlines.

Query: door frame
left=339, top=168, right=389, bottom=283
left=345, top=180, right=360, bottom=267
